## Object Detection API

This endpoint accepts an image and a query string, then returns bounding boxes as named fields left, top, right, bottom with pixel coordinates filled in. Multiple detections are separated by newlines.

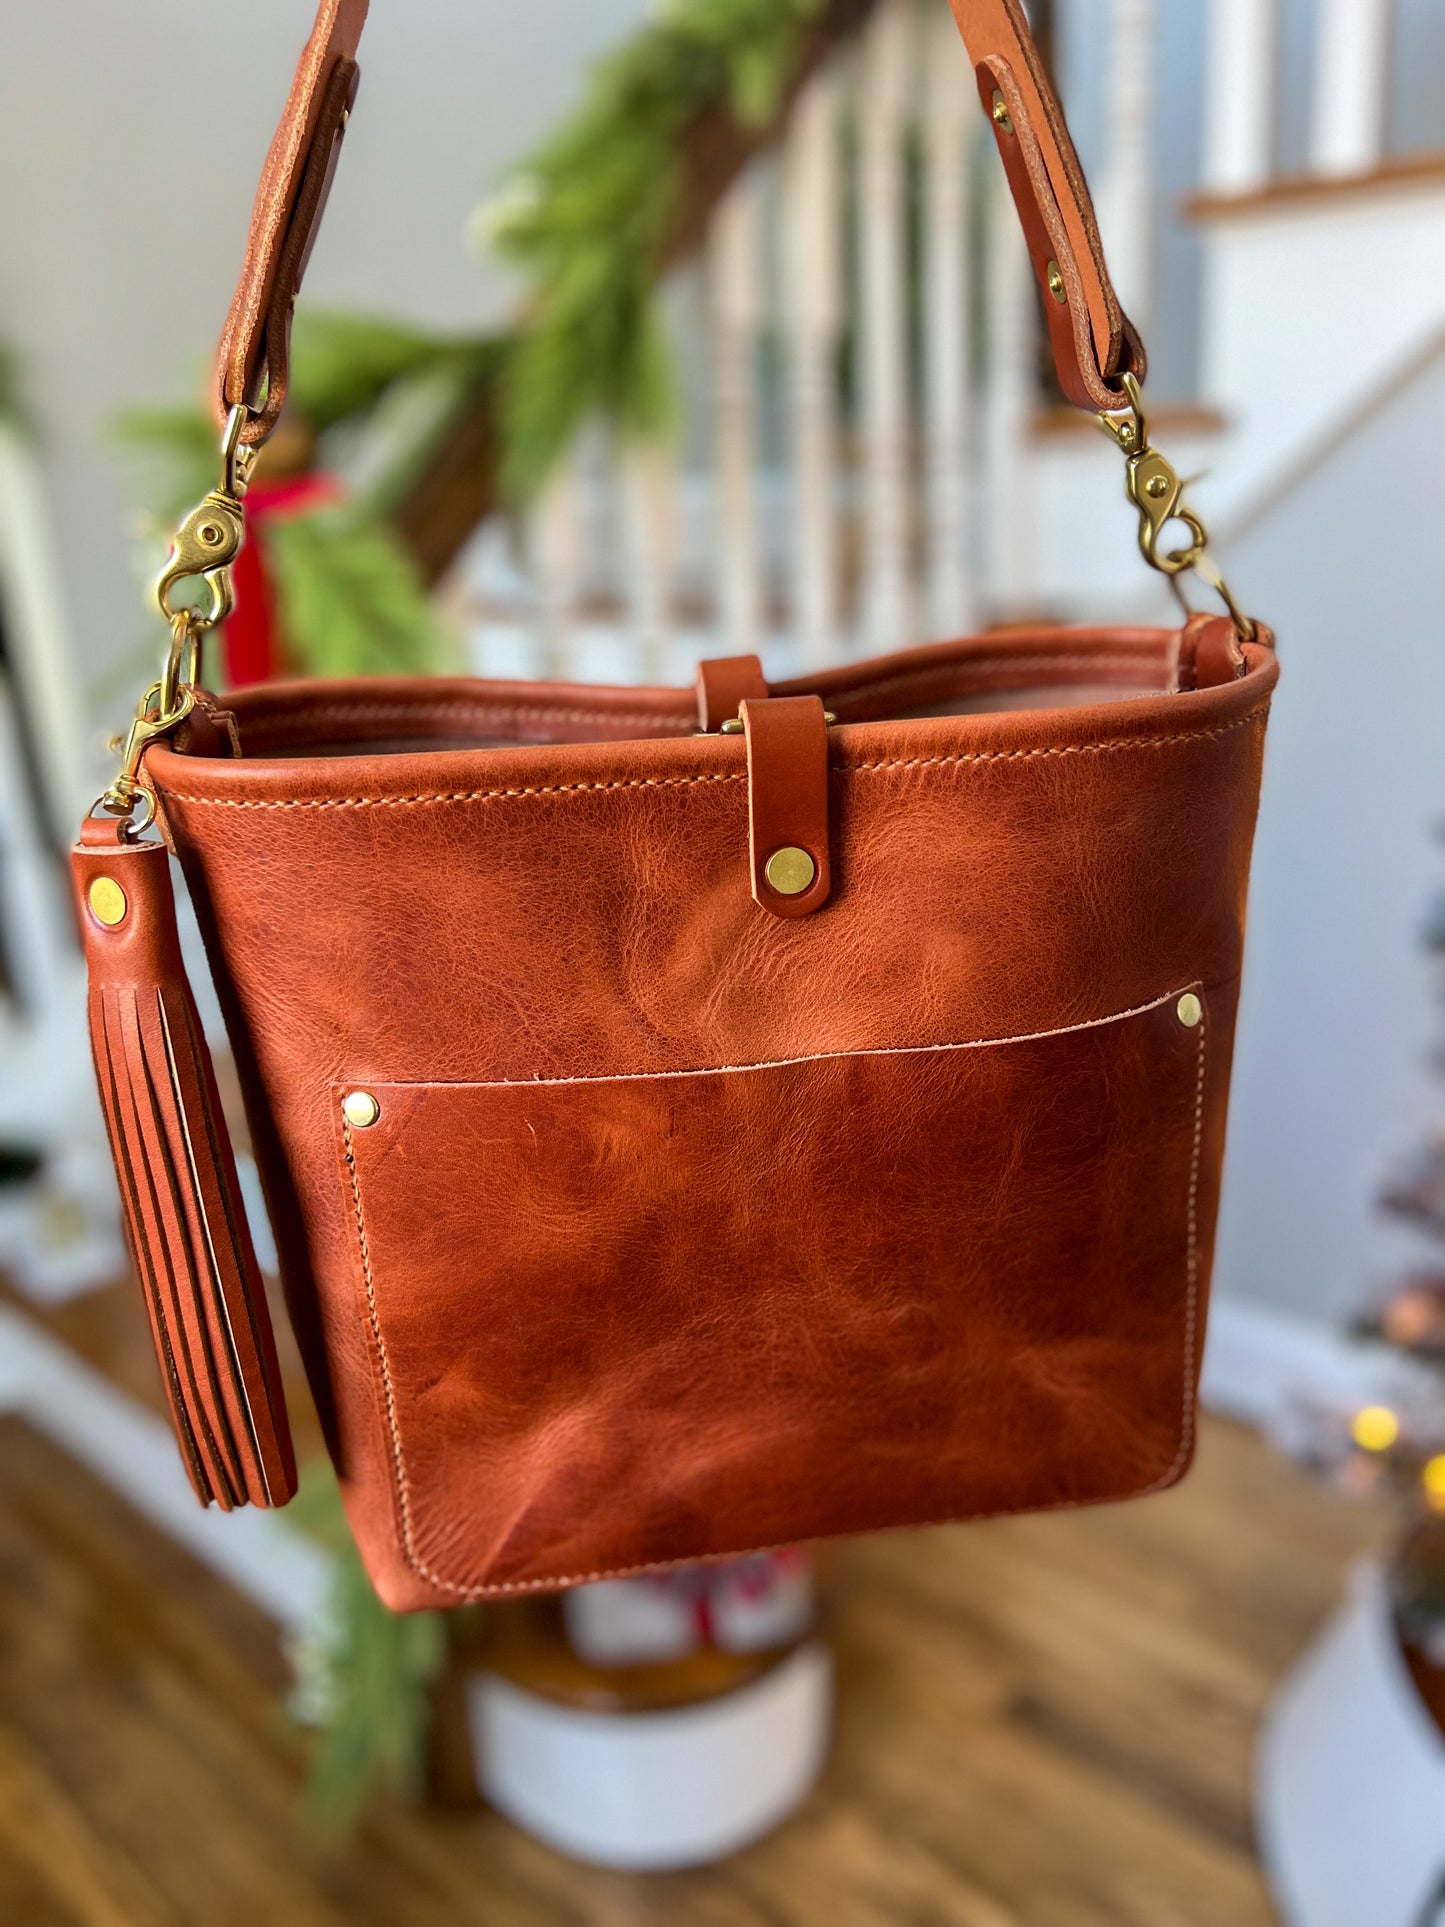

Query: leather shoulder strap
left=946, top=0, right=1142, bottom=408
left=215, top=0, right=367, bottom=444
left=216, top=0, right=1138, bottom=438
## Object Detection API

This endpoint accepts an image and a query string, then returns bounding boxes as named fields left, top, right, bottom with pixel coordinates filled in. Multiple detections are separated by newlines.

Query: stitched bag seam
left=165, top=707, right=1268, bottom=811
left=352, top=985, right=1185, bottom=1091
left=237, top=653, right=1162, bottom=736
left=825, top=650, right=1168, bottom=710
left=248, top=704, right=698, bottom=733
left=340, top=993, right=1208, bottom=1600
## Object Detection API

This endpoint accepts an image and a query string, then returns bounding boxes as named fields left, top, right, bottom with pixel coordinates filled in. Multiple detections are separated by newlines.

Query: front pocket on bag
left=337, top=986, right=1209, bottom=1596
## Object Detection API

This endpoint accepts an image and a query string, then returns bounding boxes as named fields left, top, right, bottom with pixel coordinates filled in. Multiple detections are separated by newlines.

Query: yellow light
left=1424, top=1455, right=1445, bottom=1498
left=1351, top=1405, right=1401, bottom=1453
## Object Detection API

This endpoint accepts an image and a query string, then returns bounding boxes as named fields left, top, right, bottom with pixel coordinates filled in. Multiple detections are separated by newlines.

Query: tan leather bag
left=73, top=0, right=1276, bottom=1609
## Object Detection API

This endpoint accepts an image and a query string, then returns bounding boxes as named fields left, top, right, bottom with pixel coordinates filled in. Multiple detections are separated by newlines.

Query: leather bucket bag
left=73, top=0, right=1276, bottom=1609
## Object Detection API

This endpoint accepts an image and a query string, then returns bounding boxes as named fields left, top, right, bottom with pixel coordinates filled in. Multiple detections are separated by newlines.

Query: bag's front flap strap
left=71, top=821, right=296, bottom=1510
left=215, top=0, right=367, bottom=444
left=947, top=0, right=1143, bottom=409
left=742, top=696, right=832, bottom=921
left=216, top=0, right=1139, bottom=447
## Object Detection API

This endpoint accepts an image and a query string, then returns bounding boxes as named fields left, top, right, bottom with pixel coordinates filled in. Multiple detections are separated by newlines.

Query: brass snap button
left=88, top=877, right=128, bottom=927
left=1176, top=993, right=1203, bottom=1029
left=764, top=847, right=816, bottom=897
left=341, top=1090, right=381, bottom=1129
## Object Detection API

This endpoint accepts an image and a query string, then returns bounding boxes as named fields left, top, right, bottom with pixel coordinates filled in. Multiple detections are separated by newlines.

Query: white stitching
left=342, top=1121, right=431, bottom=1583
left=169, top=772, right=748, bottom=809
left=247, top=703, right=696, bottom=733
left=343, top=987, right=1211, bottom=1599
left=164, top=709, right=1269, bottom=810
left=1161, top=1005, right=1208, bottom=1488
left=835, top=711, right=1263, bottom=776
left=357, top=986, right=1185, bottom=1091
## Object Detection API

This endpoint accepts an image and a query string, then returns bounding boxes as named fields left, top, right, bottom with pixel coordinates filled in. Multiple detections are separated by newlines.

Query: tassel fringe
left=73, top=824, right=295, bottom=1510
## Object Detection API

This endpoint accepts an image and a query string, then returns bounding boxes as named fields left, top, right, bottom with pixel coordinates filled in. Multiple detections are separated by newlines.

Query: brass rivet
left=764, top=847, right=816, bottom=897
left=1176, top=994, right=1203, bottom=1030
left=1046, top=260, right=1067, bottom=304
left=197, top=522, right=225, bottom=547
left=991, top=90, right=1014, bottom=135
left=88, top=876, right=128, bottom=926
left=1146, top=473, right=1170, bottom=501
left=342, top=1090, right=381, bottom=1129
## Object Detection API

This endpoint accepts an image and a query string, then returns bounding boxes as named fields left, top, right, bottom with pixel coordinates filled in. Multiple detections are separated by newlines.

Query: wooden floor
left=0, top=1400, right=1386, bottom=1927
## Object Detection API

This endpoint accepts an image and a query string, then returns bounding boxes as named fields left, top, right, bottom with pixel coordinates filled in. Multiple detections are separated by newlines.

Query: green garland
left=479, top=0, right=830, bottom=500
left=286, top=1469, right=448, bottom=1835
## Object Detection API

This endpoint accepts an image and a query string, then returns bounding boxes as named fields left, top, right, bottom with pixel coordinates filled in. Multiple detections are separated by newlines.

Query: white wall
left=1210, top=338, right=1445, bottom=1323
left=0, top=0, right=645, bottom=703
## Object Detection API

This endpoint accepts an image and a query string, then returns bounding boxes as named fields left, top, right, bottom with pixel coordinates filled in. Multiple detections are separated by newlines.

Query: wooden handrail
left=390, top=0, right=882, bottom=585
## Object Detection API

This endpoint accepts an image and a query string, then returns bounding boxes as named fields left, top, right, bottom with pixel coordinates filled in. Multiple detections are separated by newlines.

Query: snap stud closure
left=1176, top=993, right=1203, bottom=1029
left=764, top=847, right=816, bottom=897
left=88, top=877, right=128, bottom=927
left=342, top=1090, right=381, bottom=1129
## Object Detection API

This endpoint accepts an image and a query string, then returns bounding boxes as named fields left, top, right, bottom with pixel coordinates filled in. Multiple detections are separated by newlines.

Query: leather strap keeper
left=741, top=695, right=832, bottom=920
left=696, top=653, right=769, bottom=733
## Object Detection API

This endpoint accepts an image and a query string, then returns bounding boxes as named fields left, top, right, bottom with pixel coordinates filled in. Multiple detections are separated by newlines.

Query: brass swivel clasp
left=96, top=663, right=197, bottom=837
left=1098, top=373, right=1255, bottom=640
left=152, top=404, right=256, bottom=629
left=93, top=407, right=257, bottom=838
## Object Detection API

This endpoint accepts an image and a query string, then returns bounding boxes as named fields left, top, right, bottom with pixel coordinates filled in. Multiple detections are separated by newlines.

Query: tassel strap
left=72, top=820, right=296, bottom=1509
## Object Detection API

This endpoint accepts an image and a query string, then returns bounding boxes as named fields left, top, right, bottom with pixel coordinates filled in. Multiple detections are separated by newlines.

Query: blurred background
left=2, top=0, right=1445, bottom=1920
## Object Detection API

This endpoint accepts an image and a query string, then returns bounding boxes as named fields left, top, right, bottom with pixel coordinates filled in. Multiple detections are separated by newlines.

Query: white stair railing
left=1312, top=0, right=1393, bottom=176
left=782, top=70, right=843, bottom=670
left=856, top=0, right=916, bottom=656
left=456, top=0, right=1434, bottom=683
left=922, top=2, right=978, bottom=640
left=464, top=0, right=995, bottom=682
left=1203, top=0, right=1278, bottom=194
left=1093, top=0, right=1155, bottom=330
left=708, top=172, right=767, bottom=656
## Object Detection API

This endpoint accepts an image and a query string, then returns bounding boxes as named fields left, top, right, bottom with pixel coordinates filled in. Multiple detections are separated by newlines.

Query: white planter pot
left=469, top=1640, right=832, bottom=1870
left=1258, top=1561, right=1445, bottom=1926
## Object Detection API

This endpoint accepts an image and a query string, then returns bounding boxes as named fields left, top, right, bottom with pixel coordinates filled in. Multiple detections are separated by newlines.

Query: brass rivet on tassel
left=341, top=1090, right=381, bottom=1129
left=1176, top=993, right=1203, bottom=1029
left=88, top=877, right=128, bottom=926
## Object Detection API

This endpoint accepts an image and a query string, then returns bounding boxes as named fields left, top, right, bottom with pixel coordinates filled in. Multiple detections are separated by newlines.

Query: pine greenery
left=263, top=503, right=462, bottom=680
left=479, top=0, right=829, bottom=498
left=286, top=1470, right=448, bottom=1835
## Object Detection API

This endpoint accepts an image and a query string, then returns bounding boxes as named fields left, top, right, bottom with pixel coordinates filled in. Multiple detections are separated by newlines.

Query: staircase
left=441, top=0, right=1445, bottom=681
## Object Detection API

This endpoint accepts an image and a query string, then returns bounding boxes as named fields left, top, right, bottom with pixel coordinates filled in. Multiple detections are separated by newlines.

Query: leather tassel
left=72, top=819, right=296, bottom=1509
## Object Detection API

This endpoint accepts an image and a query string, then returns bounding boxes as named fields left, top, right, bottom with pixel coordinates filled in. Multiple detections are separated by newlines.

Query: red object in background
left=223, top=472, right=340, bottom=687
